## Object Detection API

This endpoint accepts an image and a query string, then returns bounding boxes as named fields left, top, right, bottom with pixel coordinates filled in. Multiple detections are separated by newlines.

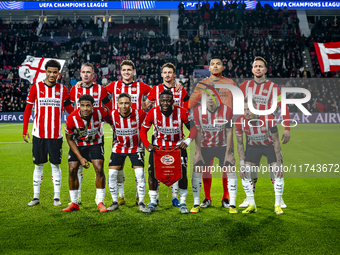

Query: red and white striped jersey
left=110, top=108, right=146, bottom=153
left=65, top=107, right=110, bottom=147
left=147, top=84, right=189, bottom=108
left=69, top=84, right=109, bottom=109
left=26, top=81, right=70, bottom=139
left=106, top=80, right=151, bottom=110
left=235, top=114, right=277, bottom=146
left=239, top=79, right=281, bottom=112
left=193, top=104, right=233, bottom=148
left=143, top=105, right=190, bottom=147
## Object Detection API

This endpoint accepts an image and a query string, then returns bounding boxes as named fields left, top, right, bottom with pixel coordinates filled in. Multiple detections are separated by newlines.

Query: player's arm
left=236, top=135, right=247, bottom=179
left=66, top=134, right=90, bottom=168
left=193, top=126, right=205, bottom=165
left=224, top=126, right=235, bottom=165
left=140, top=111, right=154, bottom=152
left=271, top=128, right=283, bottom=178
left=178, top=119, right=197, bottom=150
left=142, top=99, right=154, bottom=110
left=23, top=84, right=37, bottom=142
left=142, top=86, right=156, bottom=110
left=101, top=87, right=113, bottom=110
left=276, top=86, right=291, bottom=144
left=63, top=87, right=73, bottom=114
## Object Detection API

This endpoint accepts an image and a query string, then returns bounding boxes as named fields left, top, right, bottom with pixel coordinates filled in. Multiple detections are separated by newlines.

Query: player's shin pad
left=134, top=168, right=145, bottom=203
left=242, top=164, right=254, bottom=198
left=227, top=172, right=237, bottom=206
left=108, top=169, right=119, bottom=202
left=192, top=171, right=202, bottom=205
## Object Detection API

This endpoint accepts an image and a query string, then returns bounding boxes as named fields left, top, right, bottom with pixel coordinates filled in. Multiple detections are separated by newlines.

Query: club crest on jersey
left=161, top=155, right=175, bottom=165
left=173, top=120, right=178, bottom=125
left=262, top=89, right=268, bottom=94
left=132, top=88, right=137, bottom=91
left=93, top=92, right=98, bottom=96
left=174, top=92, right=180, bottom=95
left=55, top=92, right=60, bottom=96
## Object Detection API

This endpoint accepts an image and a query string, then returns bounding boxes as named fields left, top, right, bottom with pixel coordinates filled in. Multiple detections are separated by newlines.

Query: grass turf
left=0, top=123, right=339, bottom=254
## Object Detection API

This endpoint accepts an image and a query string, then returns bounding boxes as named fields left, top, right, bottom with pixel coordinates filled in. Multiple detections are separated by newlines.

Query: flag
left=314, top=42, right=340, bottom=73
left=19, top=56, right=66, bottom=84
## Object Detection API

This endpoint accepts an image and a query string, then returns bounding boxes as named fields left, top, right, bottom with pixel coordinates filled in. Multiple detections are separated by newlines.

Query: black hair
left=79, top=94, right=94, bottom=104
left=210, top=56, right=223, bottom=64
left=45, top=60, right=61, bottom=71
left=160, top=89, right=173, bottom=98
left=118, top=92, right=131, bottom=101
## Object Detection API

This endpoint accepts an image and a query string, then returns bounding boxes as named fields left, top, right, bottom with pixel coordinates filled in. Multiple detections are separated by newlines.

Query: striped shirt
left=147, top=84, right=189, bottom=108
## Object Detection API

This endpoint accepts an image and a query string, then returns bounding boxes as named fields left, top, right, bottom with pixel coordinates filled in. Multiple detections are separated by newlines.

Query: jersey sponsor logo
left=248, top=133, right=269, bottom=141
left=202, top=123, right=225, bottom=132
left=39, top=98, right=61, bottom=107
left=116, top=128, right=137, bottom=136
left=160, top=155, right=175, bottom=165
left=158, top=126, right=180, bottom=135
left=76, top=128, right=98, bottom=137
left=252, top=95, right=268, bottom=105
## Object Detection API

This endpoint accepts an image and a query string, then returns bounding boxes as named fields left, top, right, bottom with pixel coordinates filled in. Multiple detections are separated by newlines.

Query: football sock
left=202, top=170, right=212, bottom=200
left=179, top=188, right=188, bottom=205
left=70, top=190, right=78, bottom=204
left=242, top=164, right=255, bottom=206
left=134, top=168, right=145, bottom=204
left=171, top=181, right=179, bottom=200
left=96, top=188, right=106, bottom=204
left=273, top=164, right=284, bottom=206
left=117, top=169, right=125, bottom=198
left=149, top=190, right=158, bottom=204
left=227, top=172, right=237, bottom=207
left=192, top=171, right=202, bottom=205
left=251, top=167, right=258, bottom=193
left=135, top=176, right=139, bottom=199
left=51, top=163, right=61, bottom=200
left=77, top=165, right=83, bottom=201
left=222, top=171, right=229, bottom=200
left=33, top=164, right=44, bottom=199
left=270, top=169, right=275, bottom=188
left=108, top=169, right=119, bottom=202
left=156, top=181, right=160, bottom=200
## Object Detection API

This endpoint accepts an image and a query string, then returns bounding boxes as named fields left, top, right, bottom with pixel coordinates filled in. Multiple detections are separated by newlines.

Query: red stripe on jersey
left=193, top=104, right=233, bottom=147
left=235, top=115, right=276, bottom=146
left=70, top=84, right=108, bottom=110
left=147, top=84, right=188, bottom=107
left=110, top=108, right=146, bottom=153
left=143, top=105, right=189, bottom=147
left=65, top=107, right=108, bottom=146
left=26, top=81, right=68, bottom=139
left=106, top=80, right=151, bottom=110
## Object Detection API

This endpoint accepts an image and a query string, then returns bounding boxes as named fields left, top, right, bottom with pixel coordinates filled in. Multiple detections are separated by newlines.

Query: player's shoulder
left=219, top=76, right=236, bottom=85
left=137, top=108, right=146, bottom=115
left=236, top=115, right=245, bottom=122
left=67, top=109, right=79, bottom=118
left=239, top=79, right=253, bottom=89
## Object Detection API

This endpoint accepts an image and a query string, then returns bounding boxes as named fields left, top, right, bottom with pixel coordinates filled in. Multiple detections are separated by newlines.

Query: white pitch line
left=0, top=124, right=23, bottom=127
left=0, top=141, right=26, bottom=144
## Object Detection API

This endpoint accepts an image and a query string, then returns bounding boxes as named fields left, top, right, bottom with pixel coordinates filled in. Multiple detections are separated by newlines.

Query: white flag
left=19, top=55, right=66, bottom=84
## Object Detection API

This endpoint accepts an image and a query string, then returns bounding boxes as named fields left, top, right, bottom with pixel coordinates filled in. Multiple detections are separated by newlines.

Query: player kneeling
left=236, top=98, right=284, bottom=215
left=63, top=94, right=111, bottom=213
left=107, top=93, right=147, bottom=212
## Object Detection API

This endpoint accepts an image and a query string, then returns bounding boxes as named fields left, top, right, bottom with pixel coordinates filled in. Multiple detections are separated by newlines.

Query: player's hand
left=281, top=130, right=290, bottom=144
left=75, top=81, right=83, bottom=88
left=80, top=158, right=90, bottom=169
left=274, top=163, right=283, bottom=178
left=193, top=152, right=205, bottom=165
left=23, top=132, right=30, bottom=143
left=239, top=164, right=247, bottom=179
left=178, top=141, right=188, bottom=150
left=146, top=144, right=155, bottom=152
left=224, top=153, right=235, bottom=166
left=174, top=82, right=183, bottom=91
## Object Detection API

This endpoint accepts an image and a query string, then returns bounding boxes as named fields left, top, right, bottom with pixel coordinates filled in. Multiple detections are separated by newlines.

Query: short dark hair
left=79, top=94, right=94, bottom=104
left=160, top=89, right=173, bottom=98
left=210, top=56, right=223, bottom=64
left=81, top=62, right=94, bottom=71
left=45, top=60, right=61, bottom=71
left=253, top=56, right=267, bottom=68
left=161, top=62, right=176, bottom=72
left=118, top=92, right=131, bottom=101
left=120, top=60, right=135, bottom=70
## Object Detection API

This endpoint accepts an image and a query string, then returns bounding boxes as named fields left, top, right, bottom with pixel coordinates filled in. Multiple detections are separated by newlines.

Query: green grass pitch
left=0, top=123, right=339, bottom=254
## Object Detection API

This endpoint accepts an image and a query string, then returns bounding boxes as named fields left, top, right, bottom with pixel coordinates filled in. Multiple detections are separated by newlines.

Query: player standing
left=70, top=62, right=112, bottom=205
left=235, top=98, right=284, bottom=214
left=62, top=95, right=110, bottom=212
left=143, top=62, right=190, bottom=207
left=23, top=60, right=73, bottom=207
left=140, top=90, right=197, bottom=214
left=191, top=88, right=237, bottom=214
left=238, top=56, right=289, bottom=208
left=107, top=93, right=147, bottom=212
left=188, top=56, right=237, bottom=208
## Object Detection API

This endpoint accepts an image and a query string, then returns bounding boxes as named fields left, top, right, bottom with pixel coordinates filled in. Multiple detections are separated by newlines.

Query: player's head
left=118, top=92, right=132, bottom=114
left=206, top=88, right=219, bottom=108
left=252, top=56, right=267, bottom=79
left=81, top=62, right=95, bottom=84
left=161, top=63, right=176, bottom=84
left=120, top=60, right=135, bottom=83
left=45, top=60, right=61, bottom=84
left=79, top=94, right=94, bottom=119
left=209, top=56, right=224, bottom=76
left=244, top=97, right=257, bottom=120
left=159, top=89, right=174, bottom=113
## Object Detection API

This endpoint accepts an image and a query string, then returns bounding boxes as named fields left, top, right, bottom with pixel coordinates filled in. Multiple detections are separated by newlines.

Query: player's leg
left=171, top=181, right=180, bottom=207
left=90, top=144, right=108, bottom=212
left=47, top=138, right=63, bottom=206
left=190, top=162, right=203, bottom=213
left=200, top=150, right=214, bottom=208
left=77, top=165, right=83, bottom=204
left=131, top=152, right=146, bottom=212
left=143, top=150, right=158, bottom=213
left=269, top=150, right=287, bottom=208
left=28, top=136, right=48, bottom=206
left=117, top=164, right=126, bottom=205
left=178, top=149, right=189, bottom=214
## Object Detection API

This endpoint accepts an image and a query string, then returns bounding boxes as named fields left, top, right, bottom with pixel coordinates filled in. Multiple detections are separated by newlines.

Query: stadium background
left=0, top=1, right=339, bottom=254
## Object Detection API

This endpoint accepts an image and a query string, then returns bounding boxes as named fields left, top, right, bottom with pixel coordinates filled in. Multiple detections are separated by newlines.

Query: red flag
left=314, top=42, right=340, bottom=73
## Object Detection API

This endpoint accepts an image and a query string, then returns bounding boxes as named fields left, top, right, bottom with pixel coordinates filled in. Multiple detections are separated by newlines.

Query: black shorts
left=109, top=152, right=144, bottom=167
left=196, top=146, right=234, bottom=167
left=32, top=136, right=62, bottom=164
left=245, top=145, right=277, bottom=165
left=68, top=143, right=104, bottom=162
